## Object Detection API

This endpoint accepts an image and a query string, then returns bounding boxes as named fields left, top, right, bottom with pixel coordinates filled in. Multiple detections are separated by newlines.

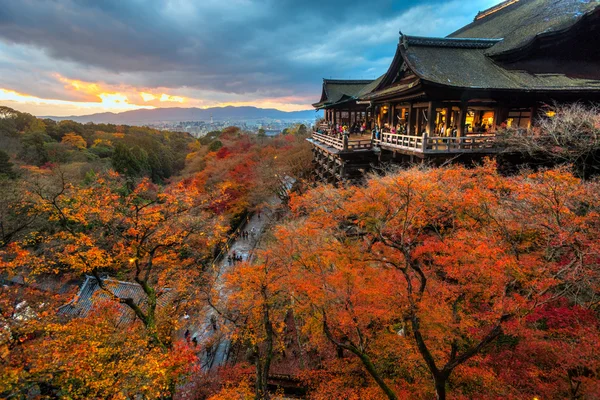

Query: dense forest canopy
left=0, top=105, right=193, bottom=182
left=1, top=105, right=600, bottom=399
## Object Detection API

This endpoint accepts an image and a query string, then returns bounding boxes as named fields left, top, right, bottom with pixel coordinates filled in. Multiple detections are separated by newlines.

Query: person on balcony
left=373, top=124, right=381, bottom=140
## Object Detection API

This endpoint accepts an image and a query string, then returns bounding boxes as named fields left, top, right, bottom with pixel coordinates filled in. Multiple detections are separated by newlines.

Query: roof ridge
left=323, top=79, right=373, bottom=84
left=474, top=0, right=521, bottom=21
left=401, top=35, right=502, bottom=49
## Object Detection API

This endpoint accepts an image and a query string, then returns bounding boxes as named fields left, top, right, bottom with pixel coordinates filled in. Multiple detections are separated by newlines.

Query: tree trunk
left=322, top=318, right=398, bottom=400
left=255, top=355, right=270, bottom=400
left=356, top=352, right=398, bottom=400
left=434, top=374, right=447, bottom=400
left=255, top=295, right=275, bottom=400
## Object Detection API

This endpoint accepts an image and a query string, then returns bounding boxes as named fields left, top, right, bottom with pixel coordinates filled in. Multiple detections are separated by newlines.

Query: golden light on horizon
left=0, top=88, right=153, bottom=112
left=140, top=92, right=157, bottom=102
left=1, top=74, right=313, bottom=116
left=160, top=93, right=185, bottom=103
left=58, top=74, right=187, bottom=106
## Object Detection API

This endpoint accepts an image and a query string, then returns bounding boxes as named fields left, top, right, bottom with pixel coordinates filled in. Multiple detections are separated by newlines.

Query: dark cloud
left=0, top=0, right=501, bottom=103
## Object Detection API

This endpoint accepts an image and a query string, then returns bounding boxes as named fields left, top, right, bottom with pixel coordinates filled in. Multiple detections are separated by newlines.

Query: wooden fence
left=312, top=132, right=498, bottom=154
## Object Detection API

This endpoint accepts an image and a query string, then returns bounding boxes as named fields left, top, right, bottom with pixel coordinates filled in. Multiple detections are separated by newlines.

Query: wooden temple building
left=310, top=0, right=600, bottom=182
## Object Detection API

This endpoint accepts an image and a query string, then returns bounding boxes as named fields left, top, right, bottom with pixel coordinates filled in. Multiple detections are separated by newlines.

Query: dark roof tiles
left=450, top=0, right=600, bottom=56
left=58, top=275, right=173, bottom=324
left=403, top=44, right=600, bottom=90
left=313, top=76, right=384, bottom=109
left=402, top=36, right=502, bottom=49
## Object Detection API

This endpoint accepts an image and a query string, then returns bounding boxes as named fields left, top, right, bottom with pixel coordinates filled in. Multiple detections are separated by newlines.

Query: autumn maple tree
left=261, top=162, right=600, bottom=399
left=25, top=171, right=226, bottom=344
left=214, top=256, right=290, bottom=399
left=0, top=169, right=228, bottom=397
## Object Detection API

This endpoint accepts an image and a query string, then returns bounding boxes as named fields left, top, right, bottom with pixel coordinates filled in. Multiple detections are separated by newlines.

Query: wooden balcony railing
left=374, top=133, right=497, bottom=154
left=312, top=132, right=372, bottom=152
left=312, top=132, right=498, bottom=154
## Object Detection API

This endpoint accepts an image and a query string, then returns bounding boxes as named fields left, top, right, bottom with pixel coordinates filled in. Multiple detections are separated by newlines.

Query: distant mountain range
left=42, top=106, right=320, bottom=125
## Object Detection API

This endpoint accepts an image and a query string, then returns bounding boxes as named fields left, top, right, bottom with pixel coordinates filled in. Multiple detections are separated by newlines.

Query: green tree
left=0, top=151, right=15, bottom=178
left=18, top=131, right=53, bottom=165
left=297, top=124, right=308, bottom=136
left=112, top=143, right=149, bottom=177
left=257, top=128, right=266, bottom=143
left=208, top=140, right=223, bottom=152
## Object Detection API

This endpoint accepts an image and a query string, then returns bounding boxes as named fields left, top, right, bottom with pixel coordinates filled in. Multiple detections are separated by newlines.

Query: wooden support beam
left=493, top=107, right=508, bottom=131
left=407, top=103, right=415, bottom=136
left=445, top=106, right=452, bottom=134
left=416, top=108, right=423, bottom=135
left=457, top=102, right=468, bottom=137
left=426, top=102, right=436, bottom=135
left=530, top=104, right=539, bottom=128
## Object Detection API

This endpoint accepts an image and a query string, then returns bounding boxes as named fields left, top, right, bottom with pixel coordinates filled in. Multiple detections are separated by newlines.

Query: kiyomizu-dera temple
left=310, top=0, right=600, bottom=182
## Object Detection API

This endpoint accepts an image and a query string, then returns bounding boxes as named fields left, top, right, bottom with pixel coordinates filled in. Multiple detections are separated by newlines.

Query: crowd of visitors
left=316, top=119, right=466, bottom=138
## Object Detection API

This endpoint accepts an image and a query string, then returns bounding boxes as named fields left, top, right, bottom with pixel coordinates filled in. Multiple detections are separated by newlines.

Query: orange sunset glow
left=0, top=74, right=314, bottom=116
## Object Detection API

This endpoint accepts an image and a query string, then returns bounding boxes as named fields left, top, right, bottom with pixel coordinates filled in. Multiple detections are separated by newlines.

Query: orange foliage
left=264, top=163, right=600, bottom=399
left=61, top=132, right=87, bottom=149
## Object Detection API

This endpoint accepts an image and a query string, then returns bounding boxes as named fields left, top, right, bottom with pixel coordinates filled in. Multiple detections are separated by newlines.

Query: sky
left=0, top=0, right=503, bottom=116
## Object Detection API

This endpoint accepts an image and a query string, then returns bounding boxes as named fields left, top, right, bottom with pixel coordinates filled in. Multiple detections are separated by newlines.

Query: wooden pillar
left=445, top=106, right=452, bottom=134
left=389, top=103, right=394, bottom=128
left=408, top=103, right=415, bottom=136
left=493, top=107, right=508, bottom=131
left=530, top=103, right=538, bottom=128
left=426, top=102, right=437, bottom=135
left=457, top=102, right=468, bottom=137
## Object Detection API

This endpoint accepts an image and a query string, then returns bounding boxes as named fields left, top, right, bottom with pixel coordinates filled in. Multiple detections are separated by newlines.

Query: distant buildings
left=149, top=119, right=312, bottom=138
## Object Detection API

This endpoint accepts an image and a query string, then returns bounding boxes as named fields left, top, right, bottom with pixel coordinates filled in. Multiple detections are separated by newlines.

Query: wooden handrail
left=312, top=132, right=373, bottom=151
left=375, top=133, right=497, bottom=153
left=312, top=131, right=497, bottom=154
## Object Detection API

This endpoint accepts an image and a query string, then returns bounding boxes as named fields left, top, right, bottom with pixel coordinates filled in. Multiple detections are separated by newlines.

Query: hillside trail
left=192, top=193, right=283, bottom=370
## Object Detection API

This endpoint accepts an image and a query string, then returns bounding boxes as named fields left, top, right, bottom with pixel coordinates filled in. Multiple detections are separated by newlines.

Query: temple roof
left=450, top=0, right=600, bottom=57
left=313, top=77, right=383, bottom=109
left=58, top=275, right=173, bottom=324
left=401, top=37, right=600, bottom=91
left=320, top=0, right=600, bottom=103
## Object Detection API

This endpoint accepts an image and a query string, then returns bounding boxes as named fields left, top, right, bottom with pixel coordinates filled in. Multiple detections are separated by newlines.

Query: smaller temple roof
left=313, top=77, right=383, bottom=109
left=58, top=275, right=173, bottom=324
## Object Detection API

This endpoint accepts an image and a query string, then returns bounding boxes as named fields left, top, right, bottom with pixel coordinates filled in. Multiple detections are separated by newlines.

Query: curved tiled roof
left=58, top=275, right=173, bottom=324
left=450, top=0, right=600, bottom=56
left=402, top=40, right=600, bottom=90
left=313, top=77, right=383, bottom=109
